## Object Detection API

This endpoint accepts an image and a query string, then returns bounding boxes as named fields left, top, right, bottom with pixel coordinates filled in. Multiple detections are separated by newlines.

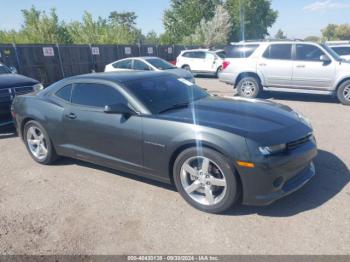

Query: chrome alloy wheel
left=241, top=80, right=257, bottom=97
left=344, top=85, right=350, bottom=101
left=26, top=126, right=48, bottom=160
left=180, top=156, right=227, bottom=206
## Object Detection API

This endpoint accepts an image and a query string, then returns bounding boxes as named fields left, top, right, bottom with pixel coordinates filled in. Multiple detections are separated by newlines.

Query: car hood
left=0, top=74, right=39, bottom=89
left=158, top=96, right=312, bottom=145
left=163, top=68, right=193, bottom=79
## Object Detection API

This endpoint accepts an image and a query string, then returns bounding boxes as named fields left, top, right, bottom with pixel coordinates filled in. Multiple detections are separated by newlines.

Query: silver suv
left=219, top=40, right=350, bottom=105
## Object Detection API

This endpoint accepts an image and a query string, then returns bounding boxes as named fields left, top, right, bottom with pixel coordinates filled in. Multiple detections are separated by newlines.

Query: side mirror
left=320, top=55, right=331, bottom=63
left=9, top=66, right=17, bottom=74
left=104, top=103, right=135, bottom=116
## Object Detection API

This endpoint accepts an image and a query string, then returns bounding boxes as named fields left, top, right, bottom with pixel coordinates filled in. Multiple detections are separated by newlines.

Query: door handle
left=296, top=65, right=306, bottom=68
left=65, top=113, right=77, bottom=119
left=258, top=63, right=266, bottom=67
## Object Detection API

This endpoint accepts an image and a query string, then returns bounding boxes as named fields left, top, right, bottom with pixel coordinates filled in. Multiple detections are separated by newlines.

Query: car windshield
left=0, top=65, right=12, bottom=74
left=124, top=76, right=208, bottom=114
left=145, top=58, right=176, bottom=70
left=321, top=44, right=343, bottom=61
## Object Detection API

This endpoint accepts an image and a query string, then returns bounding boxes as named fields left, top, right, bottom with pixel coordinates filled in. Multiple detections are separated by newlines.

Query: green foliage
left=274, top=29, right=287, bottom=40
left=0, top=6, right=143, bottom=44
left=225, top=0, right=278, bottom=42
left=163, top=0, right=221, bottom=44
left=144, top=31, right=160, bottom=45
left=184, top=5, right=232, bottom=47
left=322, top=24, right=350, bottom=41
left=304, top=36, right=320, bottom=42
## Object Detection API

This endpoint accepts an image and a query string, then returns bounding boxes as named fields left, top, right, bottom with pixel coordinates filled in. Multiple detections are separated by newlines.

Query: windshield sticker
left=178, top=78, right=194, bottom=86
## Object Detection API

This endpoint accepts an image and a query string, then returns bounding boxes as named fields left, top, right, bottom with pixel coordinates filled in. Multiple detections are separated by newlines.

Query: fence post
left=56, top=44, right=65, bottom=78
left=12, top=43, right=21, bottom=74
left=89, top=44, right=96, bottom=73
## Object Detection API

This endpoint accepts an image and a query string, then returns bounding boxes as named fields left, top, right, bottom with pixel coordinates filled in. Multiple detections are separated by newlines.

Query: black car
left=0, top=63, right=43, bottom=128
left=12, top=71, right=317, bottom=213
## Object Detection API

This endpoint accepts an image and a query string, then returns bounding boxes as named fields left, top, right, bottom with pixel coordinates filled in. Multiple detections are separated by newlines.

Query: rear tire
left=173, top=147, right=239, bottom=213
left=337, top=80, right=350, bottom=105
left=237, top=76, right=261, bottom=98
left=215, top=66, right=222, bottom=78
left=24, top=120, right=58, bottom=165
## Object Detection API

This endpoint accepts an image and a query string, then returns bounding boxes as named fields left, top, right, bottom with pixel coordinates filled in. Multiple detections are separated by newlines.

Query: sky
left=1, top=0, right=350, bottom=38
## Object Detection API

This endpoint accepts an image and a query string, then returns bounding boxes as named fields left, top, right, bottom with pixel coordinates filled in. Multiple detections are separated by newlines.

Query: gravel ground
left=0, top=77, right=349, bottom=255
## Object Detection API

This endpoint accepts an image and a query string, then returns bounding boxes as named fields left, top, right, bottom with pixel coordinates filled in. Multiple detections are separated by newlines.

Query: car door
left=258, top=44, right=294, bottom=87
left=133, top=59, right=152, bottom=71
left=62, top=81, right=144, bottom=172
left=203, top=52, right=217, bottom=73
left=292, top=44, right=336, bottom=89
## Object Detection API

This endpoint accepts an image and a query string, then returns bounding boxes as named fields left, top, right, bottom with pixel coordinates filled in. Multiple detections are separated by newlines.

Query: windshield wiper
left=158, top=102, right=191, bottom=114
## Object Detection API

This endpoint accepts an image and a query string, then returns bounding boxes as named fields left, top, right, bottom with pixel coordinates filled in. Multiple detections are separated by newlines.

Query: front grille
left=0, top=86, right=34, bottom=101
left=287, top=133, right=312, bottom=150
left=14, top=86, right=34, bottom=95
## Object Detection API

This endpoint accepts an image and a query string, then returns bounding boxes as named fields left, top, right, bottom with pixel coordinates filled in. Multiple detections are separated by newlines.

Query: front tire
left=337, top=80, right=350, bottom=105
left=237, top=76, right=261, bottom=98
left=173, top=147, right=239, bottom=213
left=24, top=120, right=58, bottom=165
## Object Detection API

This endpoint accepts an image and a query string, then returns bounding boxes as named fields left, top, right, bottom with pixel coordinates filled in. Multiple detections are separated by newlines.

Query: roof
left=66, top=71, right=173, bottom=83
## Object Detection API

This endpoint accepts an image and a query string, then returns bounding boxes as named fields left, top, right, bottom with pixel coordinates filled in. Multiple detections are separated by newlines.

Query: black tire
left=24, top=120, right=58, bottom=165
left=236, top=76, right=261, bottom=98
left=182, top=65, right=191, bottom=72
left=215, top=66, right=222, bottom=78
left=337, top=80, right=350, bottom=106
left=173, top=147, right=239, bottom=213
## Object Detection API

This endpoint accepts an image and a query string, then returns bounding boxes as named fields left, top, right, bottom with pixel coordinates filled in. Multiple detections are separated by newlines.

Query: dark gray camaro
left=12, top=71, right=317, bottom=213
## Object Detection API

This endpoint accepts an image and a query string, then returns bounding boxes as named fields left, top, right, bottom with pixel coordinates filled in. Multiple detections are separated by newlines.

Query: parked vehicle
left=0, top=63, right=43, bottom=128
left=104, top=56, right=195, bottom=83
left=327, top=41, right=350, bottom=61
left=219, top=40, right=350, bottom=105
left=12, top=71, right=317, bottom=213
left=176, top=49, right=225, bottom=77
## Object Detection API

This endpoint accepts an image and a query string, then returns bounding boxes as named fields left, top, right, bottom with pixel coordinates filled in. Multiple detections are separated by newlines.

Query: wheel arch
left=235, top=72, right=263, bottom=87
left=335, top=77, right=350, bottom=92
left=168, top=142, right=243, bottom=194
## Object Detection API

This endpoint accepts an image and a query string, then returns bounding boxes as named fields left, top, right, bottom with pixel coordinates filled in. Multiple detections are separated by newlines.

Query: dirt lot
left=0, top=77, right=349, bottom=255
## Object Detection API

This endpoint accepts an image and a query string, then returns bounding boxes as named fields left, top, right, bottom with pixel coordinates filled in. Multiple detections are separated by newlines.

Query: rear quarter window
left=224, top=45, right=259, bottom=58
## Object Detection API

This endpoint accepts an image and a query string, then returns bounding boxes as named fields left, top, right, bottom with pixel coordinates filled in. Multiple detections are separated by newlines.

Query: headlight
left=295, top=111, right=311, bottom=127
left=33, top=83, right=44, bottom=91
left=259, top=144, right=286, bottom=156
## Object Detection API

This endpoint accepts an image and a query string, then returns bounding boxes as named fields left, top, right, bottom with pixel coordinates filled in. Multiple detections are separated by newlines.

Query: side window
left=113, top=59, right=132, bottom=69
left=71, top=83, right=127, bottom=108
left=225, top=45, right=259, bottom=58
left=195, top=52, right=206, bottom=59
left=263, top=44, right=292, bottom=60
left=55, top=84, right=72, bottom=102
left=332, top=46, right=350, bottom=56
left=133, top=60, right=150, bottom=70
left=182, top=52, right=192, bottom=58
left=205, top=52, right=216, bottom=60
left=296, top=44, right=326, bottom=61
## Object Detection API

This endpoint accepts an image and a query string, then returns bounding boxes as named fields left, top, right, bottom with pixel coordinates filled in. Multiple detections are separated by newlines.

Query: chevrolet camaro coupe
left=12, top=71, right=317, bottom=213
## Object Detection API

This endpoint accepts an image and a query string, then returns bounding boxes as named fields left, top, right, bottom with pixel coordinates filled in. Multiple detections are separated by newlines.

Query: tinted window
left=71, top=83, right=126, bottom=108
left=133, top=60, right=150, bottom=70
left=182, top=52, right=194, bottom=58
left=205, top=52, right=216, bottom=60
left=0, top=65, right=12, bottom=74
left=263, top=44, right=292, bottom=60
left=113, top=59, right=132, bottom=69
left=194, top=52, right=206, bottom=59
left=332, top=46, right=350, bottom=56
left=225, top=45, right=259, bottom=58
left=296, top=44, right=325, bottom=61
left=124, top=76, right=208, bottom=114
left=145, top=58, right=175, bottom=70
left=55, top=84, right=72, bottom=101
left=215, top=51, right=226, bottom=59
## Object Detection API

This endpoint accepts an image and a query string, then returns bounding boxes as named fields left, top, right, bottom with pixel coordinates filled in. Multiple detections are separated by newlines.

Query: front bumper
left=238, top=140, right=317, bottom=206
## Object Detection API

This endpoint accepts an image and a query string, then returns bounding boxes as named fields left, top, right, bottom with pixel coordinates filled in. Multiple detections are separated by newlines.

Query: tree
left=184, top=5, right=232, bottom=47
left=109, top=11, right=137, bottom=28
left=163, top=0, right=220, bottom=44
left=274, top=29, right=287, bottom=40
left=144, top=31, right=160, bottom=45
left=304, top=36, right=320, bottom=42
left=225, top=0, right=278, bottom=42
left=322, top=24, right=350, bottom=41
